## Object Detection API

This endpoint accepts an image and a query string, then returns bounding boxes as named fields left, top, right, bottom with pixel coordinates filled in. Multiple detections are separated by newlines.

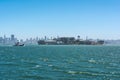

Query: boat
left=13, top=42, right=24, bottom=46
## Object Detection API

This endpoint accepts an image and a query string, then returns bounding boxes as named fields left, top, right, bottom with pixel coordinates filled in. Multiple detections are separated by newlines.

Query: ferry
left=13, top=42, right=24, bottom=46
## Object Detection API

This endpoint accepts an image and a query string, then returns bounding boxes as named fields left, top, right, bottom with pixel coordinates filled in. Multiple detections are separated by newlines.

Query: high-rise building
left=11, top=34, right=15, bottom=41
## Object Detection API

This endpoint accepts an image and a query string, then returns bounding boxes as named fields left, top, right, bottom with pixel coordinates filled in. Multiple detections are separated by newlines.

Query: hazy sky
left=0, top=0, right=120, bottom=40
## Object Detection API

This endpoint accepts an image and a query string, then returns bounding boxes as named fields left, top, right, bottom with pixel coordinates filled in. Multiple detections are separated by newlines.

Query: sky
left=0, top=0, right=120, bottom=40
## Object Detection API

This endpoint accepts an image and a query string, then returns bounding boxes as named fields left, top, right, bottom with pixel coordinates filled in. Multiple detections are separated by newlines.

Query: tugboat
left=14, top=42, right=24, bottom=46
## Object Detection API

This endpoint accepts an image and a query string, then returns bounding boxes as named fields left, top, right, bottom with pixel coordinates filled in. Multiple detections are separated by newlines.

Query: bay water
left=0, top=45, right=120, bottom=80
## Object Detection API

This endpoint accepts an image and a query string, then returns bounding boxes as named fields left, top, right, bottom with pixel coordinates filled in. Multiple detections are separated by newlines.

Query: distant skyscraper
left=4, top=35, right=6, bottom=39
left=11, top=34, right=15, bottom=41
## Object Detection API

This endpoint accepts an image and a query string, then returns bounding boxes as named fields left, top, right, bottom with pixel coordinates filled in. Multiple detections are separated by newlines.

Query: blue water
left=0, top=45, right=120, bottom=80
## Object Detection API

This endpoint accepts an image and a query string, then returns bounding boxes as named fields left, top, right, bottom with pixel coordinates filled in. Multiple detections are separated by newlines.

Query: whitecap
left=48, top=64, right=53, bottom=67
left=88, top=58, right=96, bottom=63
left=34, top=65, right=41, bottom=68
left=68, top=71, right=77, bottom=74
left=43, top=58, right=49, bottom=62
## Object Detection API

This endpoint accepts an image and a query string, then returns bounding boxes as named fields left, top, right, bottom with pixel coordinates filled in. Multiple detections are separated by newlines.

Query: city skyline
left=0, top=0, right=120, bottom=40
left=1, top=34, right=120, bottom=45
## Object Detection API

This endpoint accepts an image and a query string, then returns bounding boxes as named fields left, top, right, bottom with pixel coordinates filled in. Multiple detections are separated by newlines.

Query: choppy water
left=0, top=45, right=120, bottom=80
